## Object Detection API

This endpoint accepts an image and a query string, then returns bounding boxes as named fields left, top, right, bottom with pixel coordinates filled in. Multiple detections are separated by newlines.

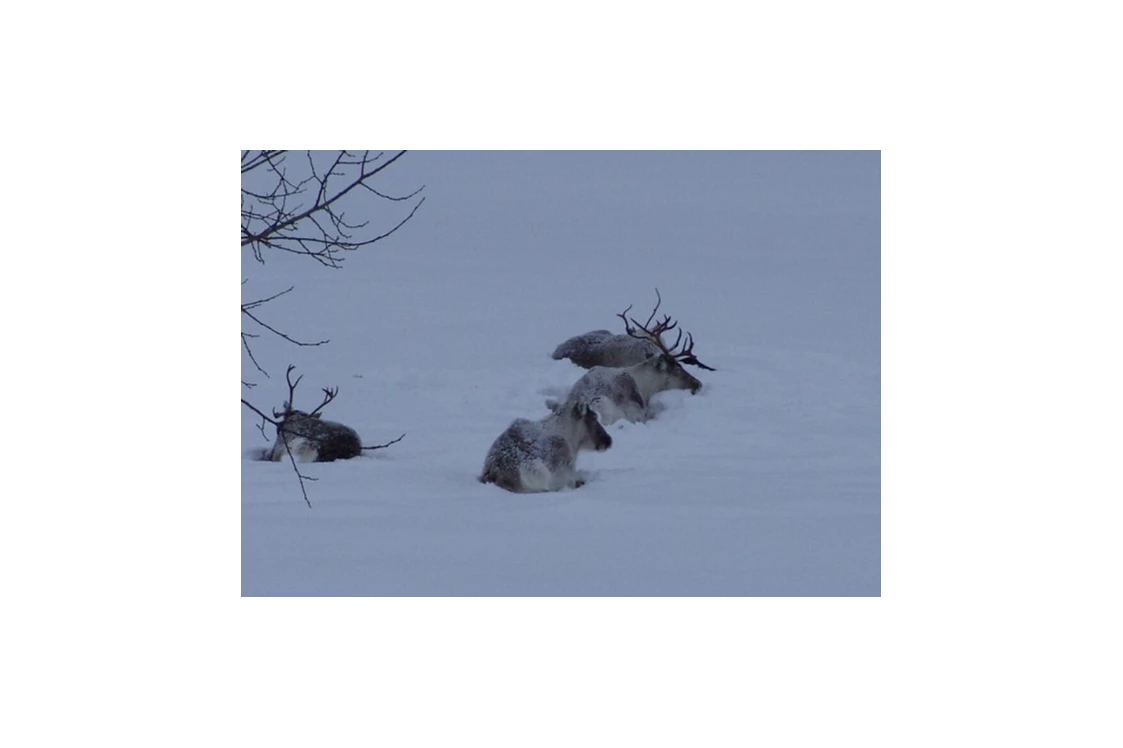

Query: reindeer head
left=647, top=351, right=703, bottom=394
left=572, top=399, right=612, bottom=452
left=618, top=289, right=714, bottom=393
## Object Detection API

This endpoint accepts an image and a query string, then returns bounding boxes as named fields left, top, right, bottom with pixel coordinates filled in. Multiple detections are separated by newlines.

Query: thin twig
left=242, top=285, right=294, bottom=311
left=253, top=413, right=270, bottom=442
left=360, top=183, right=426, bottom=202
left=241, top=307, right=329, bottom=347
left=241, top=398, right=279, bottom=425
left=241, top=332, right=269, bottom=377
left=279, top=434, right=315, bottom=509
left=363, top=196, right=426, bottom=246
left=241, top=150, right=288, bottom=174
left=362, top=433, right=406, bottom=451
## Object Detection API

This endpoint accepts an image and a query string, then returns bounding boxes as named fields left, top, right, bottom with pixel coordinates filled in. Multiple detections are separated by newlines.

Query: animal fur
left=270, top=411, right=362, bottom=463
left=547, top=355, right=702, bottom=424
left=551, top=330, right=660, bottom=369
left=480, top=399, right=612, bottom=493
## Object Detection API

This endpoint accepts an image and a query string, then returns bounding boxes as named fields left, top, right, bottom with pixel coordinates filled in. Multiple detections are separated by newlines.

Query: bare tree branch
left=360, top=183, right=425, bottom=202
left=363, top=195, right=427, bottom=247
left=241, top=398, right=279, bottom=425
left=362, top=433, right=406, bottom=451
left=242, top=285, right=295, bottom=311
left=242, top=332, right=268, bottom=378
left=242, top=150, right=289, bottom=174
left=241, top=149, right=424, bottom=267
left=241, top=306, right=330, bottom=347
left=241, top=151, right=422, bottom=382
left=278, top=435, right=316, bottom=509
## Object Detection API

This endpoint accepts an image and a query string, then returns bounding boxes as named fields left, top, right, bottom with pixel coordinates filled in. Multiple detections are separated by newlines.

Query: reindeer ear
left=683, top=356, right=716, bottom=371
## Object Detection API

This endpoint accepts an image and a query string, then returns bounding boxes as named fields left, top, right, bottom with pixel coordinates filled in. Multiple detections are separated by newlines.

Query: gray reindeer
left=551, top=290, right=716, bottom=372
left=551, top=329, right=660, bottom=368
left=245, top=366, right=404, bottom=463
left=480, top=397, right=613, bottom=493
left=547, top=293, right=712, bottom=424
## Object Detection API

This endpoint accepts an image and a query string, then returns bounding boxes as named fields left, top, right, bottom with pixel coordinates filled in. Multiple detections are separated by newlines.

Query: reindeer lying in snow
left=270, top=409, right=362, bottom=463
left=551, top=291, right=716, bottom=372
left=480, top=397, right=613, bottom=493
left=551, top=330, right=661, bottom=369
left=243, top=366, right=404, bottom=463
left=547, top=292, right=711, bottom=424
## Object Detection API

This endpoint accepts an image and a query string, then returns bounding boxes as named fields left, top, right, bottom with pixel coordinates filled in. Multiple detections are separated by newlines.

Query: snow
left=242, top=151, right=880, bottom=596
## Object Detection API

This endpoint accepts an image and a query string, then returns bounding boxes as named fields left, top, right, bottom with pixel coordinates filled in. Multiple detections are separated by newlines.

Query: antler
left=617, top=288, right=715, bottom=371
left=308, top=386, right=339, bottom=417
left=617, top=288, right=675, bottom=339
left=273, top=365, right=305, bottom=418
left=272, top=366, right=341, bottom=418
left=674, top=332, right=717, bottom=371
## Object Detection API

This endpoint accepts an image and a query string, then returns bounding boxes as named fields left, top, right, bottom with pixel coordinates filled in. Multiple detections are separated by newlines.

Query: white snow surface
left=242, top=151, right=880, bottom=596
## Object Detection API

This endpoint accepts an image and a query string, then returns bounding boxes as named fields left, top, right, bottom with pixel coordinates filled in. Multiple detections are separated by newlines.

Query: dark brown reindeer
left=546, top=291, right=713, bottom=424
left=243, top=366, right=404, bottom=464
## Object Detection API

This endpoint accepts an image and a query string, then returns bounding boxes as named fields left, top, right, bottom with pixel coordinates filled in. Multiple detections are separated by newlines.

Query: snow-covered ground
left=241, top=151, right=880, bottom=596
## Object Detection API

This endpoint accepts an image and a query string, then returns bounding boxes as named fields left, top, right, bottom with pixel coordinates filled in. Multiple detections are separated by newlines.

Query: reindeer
left=480, top=397, right=613, bottom=493
left=551, top=290, right=716, bottom=372
left=551, top=330, right=661, bottom=369
left=243, top=366, right=405, bottom=463
left=546, top=292, right=711, bottom=424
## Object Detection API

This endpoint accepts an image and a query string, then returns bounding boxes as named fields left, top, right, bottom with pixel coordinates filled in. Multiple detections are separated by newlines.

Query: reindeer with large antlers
left=550, top=289, right=716, bottom=371
left=546, top=290, right=713, bottom=424
left=242, top=365, right=405, bottom=464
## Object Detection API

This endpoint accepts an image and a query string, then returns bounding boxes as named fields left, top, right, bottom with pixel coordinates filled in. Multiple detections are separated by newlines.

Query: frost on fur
left=549, top=354, right=702, bottom=424
left=551, top=289, right=715, bottom=372
left=270, top=411, right=362, bottom=463
left=551, top=330, right=660, bottom=369
left=548, top=290, right=713, bottom=423
left=480, top=399, right=612, bottom=493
